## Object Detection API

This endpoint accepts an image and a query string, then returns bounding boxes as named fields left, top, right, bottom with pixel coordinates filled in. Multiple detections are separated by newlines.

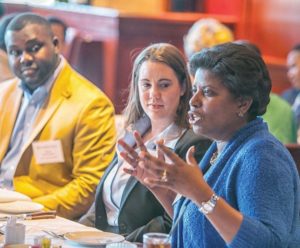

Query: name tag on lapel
left=32, top=140, right=65, bottom=164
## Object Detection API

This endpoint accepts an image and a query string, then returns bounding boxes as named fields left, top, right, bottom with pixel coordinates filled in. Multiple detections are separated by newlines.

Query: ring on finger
left=161, top=168, right=168, bottom=182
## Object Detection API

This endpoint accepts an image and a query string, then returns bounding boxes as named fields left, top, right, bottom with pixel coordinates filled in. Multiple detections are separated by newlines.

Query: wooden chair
left=63, top=27, right=80, bottom=60
left=285, top=144, right=300, bottom=175
left=67, top=32, right=104, bottom=90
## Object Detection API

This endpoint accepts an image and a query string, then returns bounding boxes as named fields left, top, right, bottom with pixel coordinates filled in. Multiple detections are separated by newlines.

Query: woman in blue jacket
left=120, top=43, right=300, bottom=247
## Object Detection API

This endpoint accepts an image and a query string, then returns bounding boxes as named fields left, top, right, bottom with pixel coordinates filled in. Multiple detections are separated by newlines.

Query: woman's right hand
left=118, top=131, right=152, bottom=184
left=119, top=131, right=176, bottom=216
left=119, top=131, right=168, bottom=186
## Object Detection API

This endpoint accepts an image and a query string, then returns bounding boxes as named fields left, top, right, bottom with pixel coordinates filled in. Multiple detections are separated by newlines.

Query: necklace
left=210, top=151, right=219, bottom=165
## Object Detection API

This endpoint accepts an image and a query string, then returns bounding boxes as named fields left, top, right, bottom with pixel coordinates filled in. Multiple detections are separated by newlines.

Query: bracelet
left=198, top=193, right=220, bottom=215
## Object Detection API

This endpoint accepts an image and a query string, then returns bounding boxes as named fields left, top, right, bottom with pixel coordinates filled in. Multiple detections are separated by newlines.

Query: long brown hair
left=123, top=43, right=192, bottom=128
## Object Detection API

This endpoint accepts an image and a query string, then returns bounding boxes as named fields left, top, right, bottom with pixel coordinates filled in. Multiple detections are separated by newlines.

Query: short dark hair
left=47, top=16, right=67, bottom=39
left=234, top=40, right=262, bottom=56
left=189, top=42, right=271, bottom=119
left=0, top=13, right=17, bottom=51
left=6, top=13, right=53, bottom=36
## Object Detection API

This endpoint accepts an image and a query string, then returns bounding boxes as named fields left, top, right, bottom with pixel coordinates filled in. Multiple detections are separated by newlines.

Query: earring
left=237, top=111, right=244, bottom=117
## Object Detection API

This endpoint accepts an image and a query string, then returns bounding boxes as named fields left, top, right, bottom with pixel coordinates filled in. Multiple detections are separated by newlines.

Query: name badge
left=32, top=140, right=65, bottom=164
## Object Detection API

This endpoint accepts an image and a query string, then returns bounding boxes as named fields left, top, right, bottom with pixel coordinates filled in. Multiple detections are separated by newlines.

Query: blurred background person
left=183, top=18, right=296, bottom=143
left=235, top=40, right=297, bottom=144
left=282, top=45, right=300, bottom=129
left=0, top=3, right=3, bottom=17
left=47, top=16, right=68, bottom=56
left=0, top=13, right=116, bottom=220
left=120, top=43, right=300, bottom=247
left=183, top=18, right=233, bottom=60
left=0, top=13, right=15, bottom=82
left=79, top=43, right=211, bottom=242
left=282, top=44, right=300, bottom=106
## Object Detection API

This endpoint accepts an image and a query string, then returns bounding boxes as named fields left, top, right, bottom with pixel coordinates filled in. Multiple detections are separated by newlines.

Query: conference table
left=0, top=215, right=129, bottom=247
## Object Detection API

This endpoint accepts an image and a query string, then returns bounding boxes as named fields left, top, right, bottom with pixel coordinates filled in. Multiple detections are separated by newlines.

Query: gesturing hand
left=139, top=142, right=210, bottom=201
left=118, top=131, right=153, bottom=184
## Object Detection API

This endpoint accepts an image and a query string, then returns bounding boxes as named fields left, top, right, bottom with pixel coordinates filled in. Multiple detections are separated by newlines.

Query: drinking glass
left=143, top=233, right=171, bottom=248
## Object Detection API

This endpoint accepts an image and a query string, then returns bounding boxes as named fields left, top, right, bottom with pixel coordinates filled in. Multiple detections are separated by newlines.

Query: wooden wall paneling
left=265, top=57, right=289, bottom=94
left=2, top=3, right=30, bottom=14
left=245, top=0, right=300, bottom=59
left=204, top=0, right=244, bottom=16
left=202, top=0, right=246, bottom=39
left=30, top=4, right=120, bottom=103
left=114, top=13, right=237, bottom=112
left=91, top=0, right=169, bottom=13
left=203, top=0, right=300, bottom=94
left=31, top=5, right=119, bottom=40
left=2, top=3, right=237, bottom=113
left=68, top=36, right=105, bottom=90
left=286, top=144, right=300, bottom=175
left=101, top=39, right=119, bottom=106
left=238, top=0, right=300, bottom=93
left=237, top=0, right=253, bottom=39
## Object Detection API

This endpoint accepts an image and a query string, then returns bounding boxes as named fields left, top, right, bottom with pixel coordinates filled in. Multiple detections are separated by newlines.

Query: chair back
left=63, top=27, right=80, bottom=60
left=286, top=144, right=300, bottom=175
left=67, top=31, right=104, bottom=90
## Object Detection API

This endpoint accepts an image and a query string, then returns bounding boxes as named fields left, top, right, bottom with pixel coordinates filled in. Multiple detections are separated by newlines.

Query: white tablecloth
left=0, top=216, right=117, bottom=247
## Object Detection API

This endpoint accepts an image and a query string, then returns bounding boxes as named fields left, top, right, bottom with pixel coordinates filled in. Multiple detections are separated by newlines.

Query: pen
left=0, top=211, right=57, bottom=221
left=24, top=214, right=56, bottom=220
left=25, top=210, right=57, bottom=220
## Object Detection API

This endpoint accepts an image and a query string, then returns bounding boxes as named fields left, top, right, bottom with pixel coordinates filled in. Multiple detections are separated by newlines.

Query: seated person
left=0, top=3, right=3, bottom=17
left=47, top=16, right=68, bottom=56
left=0, top=13, right=15, bottom=82
left=184, top=20, right=296, bottom=143
left=0, top=13, right=116, bottom=219
left=120, top=42, right=300, bottom=247
left=183, top=18, right=234, bottom=60
left=79, top=43, right=212, bottom=242
left=236, top=40, right=297, bottom=143
left=282, top=44, right=300, bottom=126
left=263, top=93, right=297, bottom=143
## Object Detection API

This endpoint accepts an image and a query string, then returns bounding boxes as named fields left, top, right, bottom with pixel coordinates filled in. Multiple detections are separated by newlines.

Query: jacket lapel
left=95, top=155, right=118, bottom=228
left=96, top=154, right=139, bottom=210
left=119, top=176, right=138, bottom=208
left=21, top=63, right=72, bottom=153
left=115, top=117, right=151, bottom=209
left=0, top=80, right=22, bottom=161
left=97, top=155, right=119, bottom=196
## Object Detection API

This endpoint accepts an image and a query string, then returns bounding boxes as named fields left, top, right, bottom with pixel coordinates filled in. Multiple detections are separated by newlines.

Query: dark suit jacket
left=79, top=129, right=211, bottom=242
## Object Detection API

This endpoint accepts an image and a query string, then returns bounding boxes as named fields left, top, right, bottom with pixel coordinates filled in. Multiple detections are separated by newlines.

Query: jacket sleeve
left=175, top=130, right=212, bottom=163
left=125, top=213, right=172, bottom=243
left=229, top=141, right=299, bottom=247
left=31, top=95, right=116, bottom=219
left=78, top=202, right=96, bottom=227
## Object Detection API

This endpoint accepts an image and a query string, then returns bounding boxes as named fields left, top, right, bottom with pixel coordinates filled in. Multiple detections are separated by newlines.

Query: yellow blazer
left=0, top=61, right=116, bottom=219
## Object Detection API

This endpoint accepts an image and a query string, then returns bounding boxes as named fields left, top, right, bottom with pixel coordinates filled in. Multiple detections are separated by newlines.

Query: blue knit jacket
left=172, top=118, right=300, bottom=248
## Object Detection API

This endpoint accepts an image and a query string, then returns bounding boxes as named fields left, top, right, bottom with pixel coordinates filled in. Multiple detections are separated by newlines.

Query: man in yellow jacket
left=0, top=13, right=116, bottom=219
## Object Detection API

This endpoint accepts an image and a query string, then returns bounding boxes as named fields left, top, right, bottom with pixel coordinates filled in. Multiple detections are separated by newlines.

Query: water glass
left=143, top=233, right=171, bottom=248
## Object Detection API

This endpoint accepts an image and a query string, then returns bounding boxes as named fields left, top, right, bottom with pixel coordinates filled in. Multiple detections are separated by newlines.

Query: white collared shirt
left=103, top=123, right=185, bottom=226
